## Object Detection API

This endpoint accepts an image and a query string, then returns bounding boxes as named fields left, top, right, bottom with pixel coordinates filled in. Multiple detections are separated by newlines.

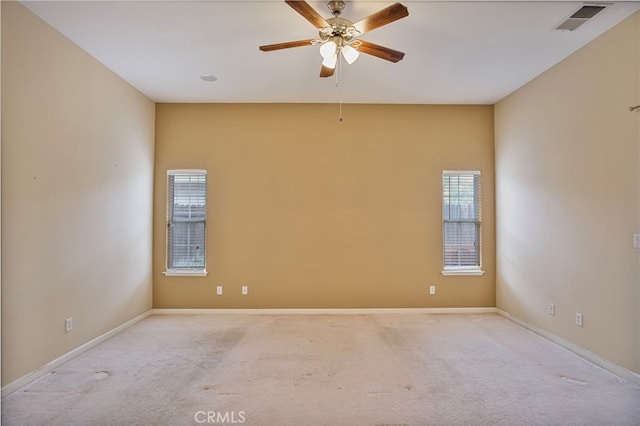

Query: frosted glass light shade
left=319, top=41, right=338, bottom=59
left=341, top=44, right=360, bottom=64
left=322, top=54, right=338, bottom=69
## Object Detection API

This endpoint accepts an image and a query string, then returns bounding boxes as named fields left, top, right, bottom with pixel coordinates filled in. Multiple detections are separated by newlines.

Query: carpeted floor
left=2, top=313, right=639, bottom=425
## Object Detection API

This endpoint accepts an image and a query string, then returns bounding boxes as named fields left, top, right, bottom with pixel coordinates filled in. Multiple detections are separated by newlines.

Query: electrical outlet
left=547, top=303, right=555, bottom=316
left=217, top=286, right=223, bottom=295
left=242, top=285, right=248, bottom=295
left=65, top=318, right=73, bottom=333
left=429, top=285, right=436, bottom=295
left=575, top=312, right=583, bottom=327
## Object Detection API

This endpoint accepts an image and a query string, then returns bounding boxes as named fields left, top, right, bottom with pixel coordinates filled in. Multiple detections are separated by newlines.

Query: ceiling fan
left=259, top=1, right=409, bottom=78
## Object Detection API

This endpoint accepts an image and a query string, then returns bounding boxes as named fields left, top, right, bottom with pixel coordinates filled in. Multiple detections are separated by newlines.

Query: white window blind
left=166, top=170, right=207, bottom=273
left=442, top=171, right=482, bottom=272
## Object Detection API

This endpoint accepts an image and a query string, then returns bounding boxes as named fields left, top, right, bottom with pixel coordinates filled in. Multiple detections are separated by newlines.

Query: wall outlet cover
left=547, top=303, right=555, bottom=316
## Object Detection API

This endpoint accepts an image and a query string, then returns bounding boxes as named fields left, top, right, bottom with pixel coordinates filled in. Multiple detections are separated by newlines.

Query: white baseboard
left=152, top=307, right=498, bottom=315
left=496, top=308, right=640, bottom=385
left=1, top=310, right=153, bottom=396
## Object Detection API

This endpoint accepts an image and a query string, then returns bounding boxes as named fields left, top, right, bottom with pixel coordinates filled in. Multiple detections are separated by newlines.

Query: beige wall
left=495, top=12, right=640, bottom=373
left=154, top=103, right=495, bottom=309
left=638, top=10, right=640, bottom=378
left=0, top=0, right=3, bottom=392
left=1, top=2, right=155, bottom=386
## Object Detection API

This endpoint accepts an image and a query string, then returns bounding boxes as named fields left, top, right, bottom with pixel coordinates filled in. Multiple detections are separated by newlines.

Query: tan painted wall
left=0, top=0, right=3, bottom=392
left=495, top=12, right=640, bottom=373
left=1, top=2, right=155, bottom=386
left=637, top=10, right=640, bottom=378
left=154, top=103, right=495, bottom=309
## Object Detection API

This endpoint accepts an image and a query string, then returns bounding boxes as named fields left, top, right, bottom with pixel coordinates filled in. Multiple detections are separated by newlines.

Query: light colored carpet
left=2, top=313, right=639, bottom=425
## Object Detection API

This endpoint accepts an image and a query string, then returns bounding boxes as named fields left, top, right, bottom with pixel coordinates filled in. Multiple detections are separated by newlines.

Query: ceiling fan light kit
left=259, top=0, right=409, bottom=78
left=319, top=37, right=360, bottom=69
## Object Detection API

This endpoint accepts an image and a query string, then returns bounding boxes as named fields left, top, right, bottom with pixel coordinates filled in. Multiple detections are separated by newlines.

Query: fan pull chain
left=337, top=54, right=343, bottom=122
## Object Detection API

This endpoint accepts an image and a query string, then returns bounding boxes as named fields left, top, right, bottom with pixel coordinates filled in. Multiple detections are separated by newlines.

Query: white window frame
left=441, top=170, right=485, bottom=276
left=164, top=169, right=208, bottom=277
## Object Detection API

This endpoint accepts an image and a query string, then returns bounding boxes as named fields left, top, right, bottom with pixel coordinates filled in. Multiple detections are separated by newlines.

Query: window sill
left=163, top=270, right=208, bottom=277
left=441, top=269, right=485, bottom=276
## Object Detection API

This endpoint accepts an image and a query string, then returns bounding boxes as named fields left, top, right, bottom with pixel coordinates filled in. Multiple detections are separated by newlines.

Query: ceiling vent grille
left=555, top=5, right=606, bottom=31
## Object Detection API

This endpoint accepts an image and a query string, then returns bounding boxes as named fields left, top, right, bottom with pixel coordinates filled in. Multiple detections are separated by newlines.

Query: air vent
left=555, top=5, right=606, bottom=31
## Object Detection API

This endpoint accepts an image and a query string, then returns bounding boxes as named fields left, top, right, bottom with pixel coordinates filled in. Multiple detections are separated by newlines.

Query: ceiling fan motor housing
left=319, top=17, right=360, bottom=43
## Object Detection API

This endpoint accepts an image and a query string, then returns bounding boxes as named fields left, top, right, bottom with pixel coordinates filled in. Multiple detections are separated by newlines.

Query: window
left=165, top=170, right=207, bottom=276
left=442, top=171, right=484, bottom=275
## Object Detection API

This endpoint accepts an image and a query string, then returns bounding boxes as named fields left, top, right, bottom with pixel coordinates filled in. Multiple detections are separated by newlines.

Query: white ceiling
left=21, top=1, right=640, bottom=104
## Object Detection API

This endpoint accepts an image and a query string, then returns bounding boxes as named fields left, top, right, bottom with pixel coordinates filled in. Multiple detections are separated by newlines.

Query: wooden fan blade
left=357, top=40, right=405, bottom=63
left=353, top=3, right=409, bottom=35
left=320, top=65, right=335, bottom=78
left=259, top=39, right=315, bottom=51
left=285, top=1, right=329, bottom=28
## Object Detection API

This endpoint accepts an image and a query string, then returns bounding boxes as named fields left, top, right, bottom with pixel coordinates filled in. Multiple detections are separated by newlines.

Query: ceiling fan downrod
left=327, top=1, right=345, bottom=17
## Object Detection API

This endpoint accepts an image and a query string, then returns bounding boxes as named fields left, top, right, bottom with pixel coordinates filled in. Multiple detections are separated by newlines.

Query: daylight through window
left=442, top=171, right=482, bottom=273
left=166, top=170, right=207, bottom=274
